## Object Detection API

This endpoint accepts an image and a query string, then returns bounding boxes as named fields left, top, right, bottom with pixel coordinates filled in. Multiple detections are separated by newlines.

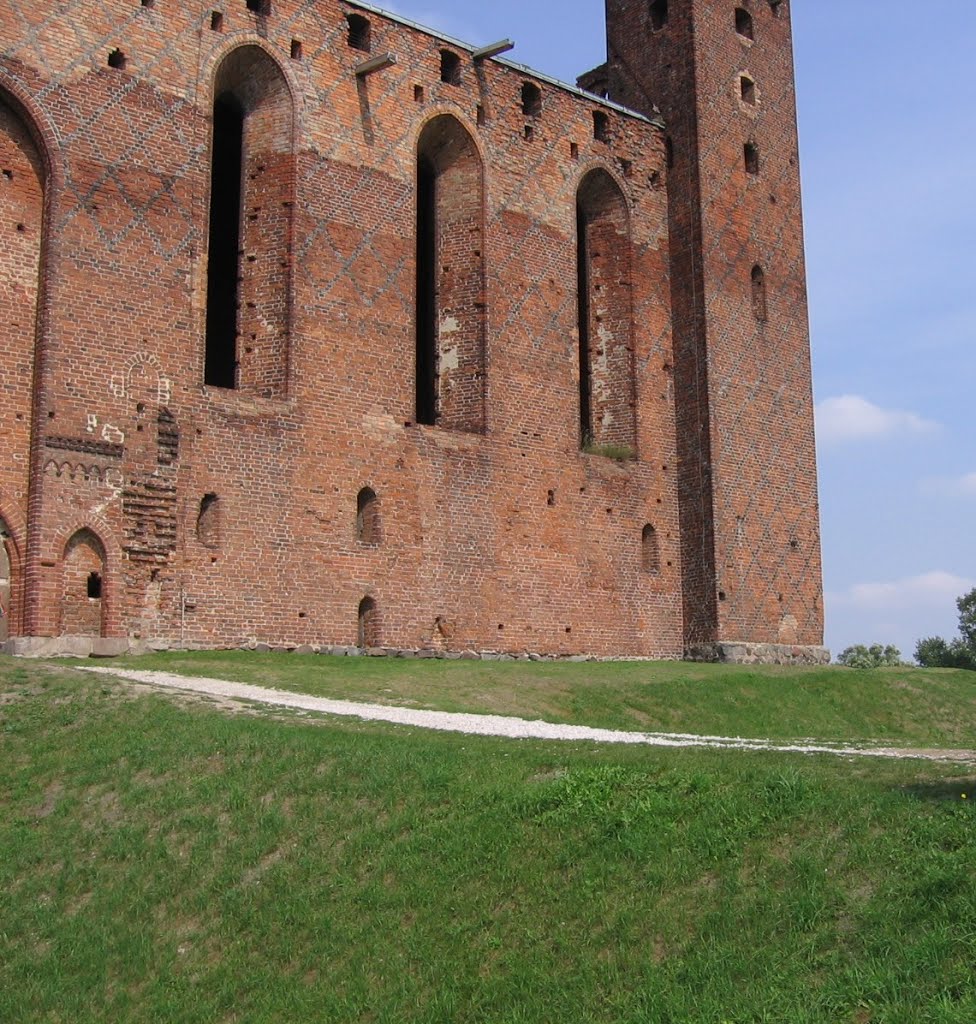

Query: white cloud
left=920, top=472, right=976, bottom=497
left=831, top=570, right=973, bottom=613
left=815, top=394, right=939, bottom=444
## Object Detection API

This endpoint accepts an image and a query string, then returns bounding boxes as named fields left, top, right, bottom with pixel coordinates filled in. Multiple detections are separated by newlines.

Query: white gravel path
left=81, top=666, right=976, bottom=764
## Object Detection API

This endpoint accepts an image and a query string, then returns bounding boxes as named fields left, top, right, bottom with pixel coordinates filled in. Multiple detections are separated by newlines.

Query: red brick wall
left=0, top=0, right=682, bottom=656
left=604, top=0, right=824, bottom=648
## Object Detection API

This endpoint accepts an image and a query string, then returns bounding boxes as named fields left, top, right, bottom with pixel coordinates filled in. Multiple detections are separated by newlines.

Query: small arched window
left=751, top=265, right=768, bottom=322
left=735, top=8, right=754, bottom=40
left=358, top=596, right=378, bottom=648
left=356, top=488, right=380, bottom=544
left=641, top=525, right=660, bottom=574
left=649, top=0, right=668, bottom=32
left=440, top=50, right=461, bottom=85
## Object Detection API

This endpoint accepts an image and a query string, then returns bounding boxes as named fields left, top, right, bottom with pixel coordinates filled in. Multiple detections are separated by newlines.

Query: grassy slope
left=111, top=649, right=976, bottom=749
left=3, top=658, right=976, bottom=1023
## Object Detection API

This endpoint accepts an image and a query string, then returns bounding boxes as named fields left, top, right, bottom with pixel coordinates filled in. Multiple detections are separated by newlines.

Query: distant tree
left=836, top=643, right=903, bottom=669
left=914, top=587, right=976, bottom=670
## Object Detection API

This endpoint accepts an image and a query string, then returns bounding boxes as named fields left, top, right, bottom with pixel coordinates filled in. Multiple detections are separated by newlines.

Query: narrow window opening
left=356, top=488, right=380, bottom=544
left=740, top=75, right=756, bottom=106
left=416, top=154, right=437, bottom=425
left=649, top=0, right=668, bottom=31
left=735, top=8, right=754, bottom=39
left=210, top=11, right=223, bottom=30
left=570, top=142, right=579, bottom=160
left=593, top=111, right=609, bottom=143
left=665, top=135, right=674, bottom=168
left=744, top=141, right=759, bottom=175
left=521, top=82, right=542, bottom=118
left=414, top=84, right=425, bottom=103
left=523, top=125, right=534, bottom=141
left=358, top=597, right=378, bottom=648
left=440, top=50, right=461, bottom=86
left=769, top=0, right=783, bottom=16
left=576, top=201, right=593, bottom=444
left=205, top=92, right=244, bottom=389
left=246, top=0, right=269, bottom=13
left=642, top=525, right=660, bottom=574
left=141, top=0, right=155, bottom=7
left=108, top=49, right=127, bottom=70
left=347, top=14, right=371, bottom=52
left=476, top=104, right=486, bottom=125
left=290, top=40, right=303, bottom=60
left=87, top=572, right=103, bottom=600
left=751, top=265, right=768, bottom=322
left=197, top=493, right=221, bottom=546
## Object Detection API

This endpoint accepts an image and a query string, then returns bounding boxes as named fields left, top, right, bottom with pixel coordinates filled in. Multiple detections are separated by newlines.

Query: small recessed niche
left=107, top=49, right=127, bottom=70
left=521, top=82, right=542, bottom=117
left=246, top=0, right=270, bottom=14
left=440, top=49, right=461, bottom=85
left=141, top=0, right=155, bottom=7
left=290, top=40, right=302, bottom=60
left=665, top=135, right=674, bottom=168
left=2, top=169, right=12, bottom=180
left=570, top=142, right=579, bottom=159
left=740, top=75, right=757, bottom=106
left=593, top=110, right=610, bottom=143
left=735, top=8, right=754, bottom=40
left=523, top=124, right=534, bottom=141
left=476, top=104, right=486, bottom=125
left=649, top=0, right=668, bottom=32
left=744, top=141, right=760, bottom=175
left=547, top=489, right=555, bottom=506
left=87, top=572, right=103, bottom=600
left=210, top=10, right=223, bottom=30
left=347, top=13, right=371, bottom=52
left=414, top=84, right=425, bottom=103
left=769, top=0, right=784, bottom=16
left=718, top=591, right=727, bottom=602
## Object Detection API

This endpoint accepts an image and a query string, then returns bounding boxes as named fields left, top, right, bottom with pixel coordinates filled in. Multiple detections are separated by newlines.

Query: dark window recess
left=290, top=40, right=302, bottom=60
left=751, top=265, right=768, bottom=322
left=197, top=493, right=221, bottom=546
left=415, top=154, right=437, bottom=424
left=205, top=92, right=244, bottom=389
left=347, top=14, right=371, bottom=52
left=593, top=110, right=610, bottom=143
left=210, top=11, right=223, bottom=30
left=440, top=50, right=461, bottom=85
left=87, top=572, right=103, bottom=600
left=141, top=0, right=155, bottom=7
left=414, top=84, right=425, bottom=103
left=356, top=488, right=380, bottom=544
left=246, top=0, right=269, bottom=13
left=740, top=75, right=756, bottom=105
left=744, top=141, right=759, bottom=175
left=735, top=8, right=754, bottom=39
left=108, top=49, right=127, bottom=69
left=524, top=125, right=534, bottom=141
left=665, top=135, right=674, bottom=168
left=642, top=525, right=660, bottom=574
left=769, top=0, right=784, bottom=16
left=358, top=596, right=378, bottom=648
left=521, top=82, right=542, bottom=117
left=649, top=0, right=668, bottom=32
left=576, top=201, right=593, bottom=442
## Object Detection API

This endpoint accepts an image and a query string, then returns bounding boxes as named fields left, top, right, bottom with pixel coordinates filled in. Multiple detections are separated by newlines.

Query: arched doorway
left=0, top=519, right=11, bottom=643
left=61, top=529, right=107, bottom=637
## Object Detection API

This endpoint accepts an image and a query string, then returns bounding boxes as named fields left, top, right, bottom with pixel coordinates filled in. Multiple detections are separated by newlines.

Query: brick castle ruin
left=0, top=0, right=827, bottom=661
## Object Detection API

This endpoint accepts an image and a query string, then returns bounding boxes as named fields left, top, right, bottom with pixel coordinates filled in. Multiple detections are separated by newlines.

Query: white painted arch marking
left=81, top=667, right=975, bottom=764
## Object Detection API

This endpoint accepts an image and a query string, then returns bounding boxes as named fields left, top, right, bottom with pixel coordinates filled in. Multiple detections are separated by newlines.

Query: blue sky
left=379, top=0, right=976, bottom=660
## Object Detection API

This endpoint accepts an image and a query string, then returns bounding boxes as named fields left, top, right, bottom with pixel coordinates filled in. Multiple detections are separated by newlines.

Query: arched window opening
left=358, top=596, right=379, bottom=648
left=740, top=75, right=757, bottom=106
left=197, top=493, right=221, bottom=547
left=521, top=82, right=542, bottom=118
left=440, top=50, right=461, bottom=85
left=576, top=169, right=637, bottom=454
left=415, top=115, right=486, bottom=433
left=751, top=265, right=768, bottom=322
left=735, top=8, right=754, bottom=40
left=356, top=488, right=380, bottom=544
left=642, top=524, right=660, bottom=574
left=61, top=529, right=107, bottom=637
left=649, top=0, right=668, bottom=32
left=347, top=14, right=371, bottom=52
left=0, top=521, right=11, bottom=642
left=205, top=47, right=294, bottom=397
left=744, top=141, right=760, bottom=175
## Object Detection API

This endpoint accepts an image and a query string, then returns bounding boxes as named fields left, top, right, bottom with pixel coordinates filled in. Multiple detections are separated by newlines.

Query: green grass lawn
left=3, top=656, right=976, bottom=1023
left=111, top=648, right=976, bottom=749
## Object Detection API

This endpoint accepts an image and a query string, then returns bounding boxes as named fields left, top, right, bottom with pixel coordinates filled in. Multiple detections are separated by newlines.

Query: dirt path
left=81, top=666, right=976, bottom=764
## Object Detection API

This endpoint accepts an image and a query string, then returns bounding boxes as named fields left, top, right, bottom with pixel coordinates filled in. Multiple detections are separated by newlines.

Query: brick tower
left=599, top=0, right=825, bottom=658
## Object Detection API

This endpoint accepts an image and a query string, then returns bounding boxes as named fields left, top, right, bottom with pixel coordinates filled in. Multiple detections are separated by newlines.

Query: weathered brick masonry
left=0, top=0, right=825, bottom=660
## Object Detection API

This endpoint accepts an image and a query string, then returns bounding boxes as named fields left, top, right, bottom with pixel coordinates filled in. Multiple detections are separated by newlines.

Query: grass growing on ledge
left=3, top=659, right=976, bottom=1023
left=581, top=439, right=635, bottom=460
